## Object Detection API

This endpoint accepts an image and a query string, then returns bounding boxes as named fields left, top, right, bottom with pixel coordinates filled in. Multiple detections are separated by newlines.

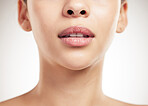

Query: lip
left=58, top=26, right=95, bottom=47
left=58, top=26, right=95, bottom=38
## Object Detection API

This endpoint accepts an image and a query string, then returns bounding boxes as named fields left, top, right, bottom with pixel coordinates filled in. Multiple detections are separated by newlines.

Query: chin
left=58, top=55, right=95, bottom=71
left=64, top=63, right=91, bottom=71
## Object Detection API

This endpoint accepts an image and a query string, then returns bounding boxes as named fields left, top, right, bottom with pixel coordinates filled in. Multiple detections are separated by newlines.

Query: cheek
left=91, top=4, right=119, bottom=33
left=29, top=2, right=60, bottom=32
left=90, top=4, right=120, bottom=57
left=28, top=2, right=62, bottom=53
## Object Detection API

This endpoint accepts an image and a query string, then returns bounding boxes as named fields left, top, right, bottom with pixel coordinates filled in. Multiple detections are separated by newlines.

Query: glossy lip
left=58, top=26, right=95, bottom=38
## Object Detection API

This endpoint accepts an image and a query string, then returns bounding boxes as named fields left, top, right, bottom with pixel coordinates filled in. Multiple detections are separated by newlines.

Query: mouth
left=58, top=26, right=95, bottom=47
left=58, top=33, right=94, bottom=38
left=58, top=26, right=95, bottom=38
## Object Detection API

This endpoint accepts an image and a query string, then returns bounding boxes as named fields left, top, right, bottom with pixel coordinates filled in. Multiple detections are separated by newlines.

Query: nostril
left=67, top=10, right=74, bottom=15
left=80, top=10, right=86, bottom=15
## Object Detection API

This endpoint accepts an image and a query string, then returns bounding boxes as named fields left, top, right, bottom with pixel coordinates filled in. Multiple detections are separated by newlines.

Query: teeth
left=76, top=33, right=83, bottom=37
left=70, top=33, right=77, bottom=37
left=70, top=33, right=84, bottom=37
left=59, top=33, right=92, bottom=38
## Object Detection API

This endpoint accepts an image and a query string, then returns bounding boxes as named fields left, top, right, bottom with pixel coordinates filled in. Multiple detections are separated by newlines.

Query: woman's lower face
left=26, top=0, right=121, bottom=70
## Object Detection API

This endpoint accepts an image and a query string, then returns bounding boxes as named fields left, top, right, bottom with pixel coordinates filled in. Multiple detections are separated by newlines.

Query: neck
left=33, top=53, right=105, bottom=106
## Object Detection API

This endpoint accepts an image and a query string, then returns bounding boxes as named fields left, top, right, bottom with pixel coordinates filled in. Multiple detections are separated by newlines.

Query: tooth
left=70, top=33, right=77, bottom=37
left=76, top=33, right=83, bottom=37
left=69, top=33, right=84, bottom=37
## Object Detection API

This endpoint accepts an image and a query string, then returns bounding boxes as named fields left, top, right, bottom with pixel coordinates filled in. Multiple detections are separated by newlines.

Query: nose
left=62, top=0, right=90, bottom=18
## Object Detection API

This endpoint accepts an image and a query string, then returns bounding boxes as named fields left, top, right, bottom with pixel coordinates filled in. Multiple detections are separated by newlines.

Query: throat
left=34, top=50, right=105, bottom=106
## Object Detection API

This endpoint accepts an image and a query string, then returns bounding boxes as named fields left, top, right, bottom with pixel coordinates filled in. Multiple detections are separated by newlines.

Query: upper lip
left=58, top=26, right=95, bottom=38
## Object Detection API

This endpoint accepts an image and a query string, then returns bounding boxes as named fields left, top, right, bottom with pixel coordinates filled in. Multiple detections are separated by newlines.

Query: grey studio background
left=0, top=0, right=148, bottom=105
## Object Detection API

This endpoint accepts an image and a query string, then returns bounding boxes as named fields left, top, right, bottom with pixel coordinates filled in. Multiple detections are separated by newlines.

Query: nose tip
left=62, top=2, right=90, bottom=18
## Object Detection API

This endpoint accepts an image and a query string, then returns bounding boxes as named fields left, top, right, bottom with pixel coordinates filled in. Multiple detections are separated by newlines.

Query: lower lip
left=59, top=37, right=94, bottom=47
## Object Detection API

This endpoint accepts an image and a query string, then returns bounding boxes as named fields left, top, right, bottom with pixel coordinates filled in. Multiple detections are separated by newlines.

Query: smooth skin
left=0, top=0, right=146, bottom=106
